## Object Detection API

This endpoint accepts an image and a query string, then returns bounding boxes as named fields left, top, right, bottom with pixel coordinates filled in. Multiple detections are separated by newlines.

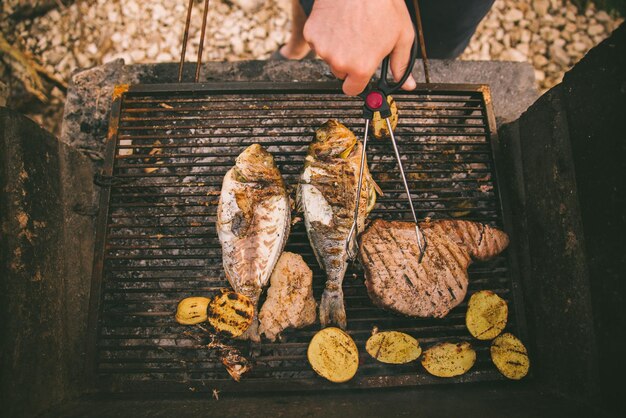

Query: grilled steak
left=259, top=252, right=317, bottom=341
left=359, top=219, right=509, bottom=318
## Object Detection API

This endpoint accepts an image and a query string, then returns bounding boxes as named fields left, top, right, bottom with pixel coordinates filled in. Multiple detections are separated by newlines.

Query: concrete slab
left=0, top=108, right=97, bottom=417
left=60, top=59, right=537, bottom=163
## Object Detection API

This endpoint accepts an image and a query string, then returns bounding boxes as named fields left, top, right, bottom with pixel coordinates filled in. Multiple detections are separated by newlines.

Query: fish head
left=309, top=119, right=358, bottom=160
left=233, top=144, right=281, bottom=183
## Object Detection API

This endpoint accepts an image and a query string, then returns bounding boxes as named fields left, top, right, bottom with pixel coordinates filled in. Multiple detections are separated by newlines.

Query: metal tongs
left=346, top=27, right=428, bottom=262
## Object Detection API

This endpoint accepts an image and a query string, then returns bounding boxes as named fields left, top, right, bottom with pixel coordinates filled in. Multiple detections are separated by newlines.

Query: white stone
left=549, top=44, right=570, bottom=66
left=533, top=54, right=549, bottom=67
left=564, top=22, right=577, bottom=33
left=596, top=11, right=611, bottom=22
left=588, top=24, right=604, bottom=36
left=86, top=43, right=99, bottom=55
left=516, top=43, right=530, bottom=56
left=130, top=50, right=146, bottom=62
left=533, top=0, right=550, bottom=17
left=230, top=0, right=264, bottom=13
left=504, top=8, right=524, bottom=22
left=231, top=37, right=245, bottom=55
left=501, top=48, right=527, bottom=62
left=147, top=44, right=159, bottom=59
left=534, top=69, right=546, bottom=81
left=156, top=52, right=172, bottom=61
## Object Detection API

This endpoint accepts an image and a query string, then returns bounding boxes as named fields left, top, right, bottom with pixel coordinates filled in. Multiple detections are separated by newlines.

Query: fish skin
left=299, top=120, right=378, bottom=329
left=217, top=144, right=290, bottom=342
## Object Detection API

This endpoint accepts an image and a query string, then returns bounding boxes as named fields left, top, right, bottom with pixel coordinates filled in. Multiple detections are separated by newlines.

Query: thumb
left=389, top=31, right=417, bottom=91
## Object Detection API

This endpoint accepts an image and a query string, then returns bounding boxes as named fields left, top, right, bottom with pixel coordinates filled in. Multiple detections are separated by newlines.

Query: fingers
left=342, top=72, right=371, bottom=96
left=331, top=68, right=347, bottom=81
left=389, top=29, right=417, bottom=91
left=328, top=58, right=373, bottom=96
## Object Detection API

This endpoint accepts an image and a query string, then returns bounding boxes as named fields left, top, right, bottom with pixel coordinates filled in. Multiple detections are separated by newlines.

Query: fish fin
left=237, top=310, right=260, bottom=342
left=367, top=168, right=383, bottom=197
left=319, top=288, right=347, bottom=329
left=295, top=184, right=303, bottom=213
left=238, top=318, right=260, bottom=343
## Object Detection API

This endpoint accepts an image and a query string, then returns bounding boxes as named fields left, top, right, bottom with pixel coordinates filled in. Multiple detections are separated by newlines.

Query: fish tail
left=319, top=287, right=347, bottom=329
left=238, top=310, right=260, bottom=342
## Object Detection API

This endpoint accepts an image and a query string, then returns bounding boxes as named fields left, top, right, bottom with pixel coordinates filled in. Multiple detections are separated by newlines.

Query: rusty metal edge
left=122, top=81, right=486, bottom=96
left=99, top=368, right=506, bottom=394
left=479, top=85, right=531, bottom=374
left=89, top=81, right=524, bottom=393
left=85, top=88, right=124, bottom=390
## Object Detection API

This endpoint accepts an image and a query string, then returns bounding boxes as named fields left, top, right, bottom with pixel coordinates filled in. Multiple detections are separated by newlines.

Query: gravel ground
left=1, top=0, right=623, bottom=133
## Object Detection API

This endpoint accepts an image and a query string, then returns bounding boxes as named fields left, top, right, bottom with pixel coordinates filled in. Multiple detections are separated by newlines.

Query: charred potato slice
left=421, top=342, right=476, bottom=377
left=307, top=327, right=359, bottom=383
left=490, top=333, right=530, bottom=380
left=466, top=290, right=509, bottom=340
left=372, top=96, right=398, bottom=139
left=366, top=331, right=422, bottom=364
left=207, top=289, right=254, bottom=338
left=175, top=297, right=210, bottom=325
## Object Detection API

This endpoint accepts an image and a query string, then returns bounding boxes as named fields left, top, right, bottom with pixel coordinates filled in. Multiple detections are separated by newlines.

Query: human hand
left=303, top=0, right=417, bottom=96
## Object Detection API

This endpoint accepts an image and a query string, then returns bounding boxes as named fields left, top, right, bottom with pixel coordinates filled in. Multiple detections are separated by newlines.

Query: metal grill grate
left=88, top=82, right=526, bottom=393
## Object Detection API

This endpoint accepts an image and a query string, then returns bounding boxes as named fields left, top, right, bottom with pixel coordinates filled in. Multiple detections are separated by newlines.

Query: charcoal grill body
left=3, top=26, right=625, bottom=416
left=86, top=81, right=528, bottom=394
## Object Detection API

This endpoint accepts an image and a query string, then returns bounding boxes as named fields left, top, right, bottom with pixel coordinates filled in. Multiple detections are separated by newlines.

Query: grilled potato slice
left=175, top=297, right=210, bottom=325
left=421, top=342, right=476, bottom=377
left=466, top=290, right=508, bottom=340
left=372, top=96, right=398, bottom=139
left=490, top=333, right=530, bottom=380
left=207, top=289, right=254, bottom=338
left=307, top=327, right=359, bottom=383
left=366, top=331, right=422, bottom=364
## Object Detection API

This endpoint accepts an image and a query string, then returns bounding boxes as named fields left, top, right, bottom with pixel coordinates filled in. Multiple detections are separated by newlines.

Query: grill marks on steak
left=359, top=220, right=509, bottom=318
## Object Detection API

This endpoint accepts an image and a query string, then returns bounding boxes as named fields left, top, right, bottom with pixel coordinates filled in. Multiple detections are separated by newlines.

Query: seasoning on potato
left=490, top=333, right=530, bottom=380
left=466, top=290, right=509, bottom=340
left=207, top=289, right=254, bottom=338
left=421, top=342, right=476, bottom=377
left=371, top=95, right=398, bottom=139
left=307, top=327, right=359, bottom=383
left=366, top=331, right=422, bottom=364
left=175, top=296, right=211, bottom=325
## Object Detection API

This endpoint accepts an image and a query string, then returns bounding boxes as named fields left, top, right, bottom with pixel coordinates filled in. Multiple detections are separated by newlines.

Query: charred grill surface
left=89, top=82, right=525, bottom=393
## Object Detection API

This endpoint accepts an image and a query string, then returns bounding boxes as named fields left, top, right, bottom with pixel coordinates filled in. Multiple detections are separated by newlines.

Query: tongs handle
left=377, top=31, right=419, bottom=95
left=358, top=26, right=418, bottom=119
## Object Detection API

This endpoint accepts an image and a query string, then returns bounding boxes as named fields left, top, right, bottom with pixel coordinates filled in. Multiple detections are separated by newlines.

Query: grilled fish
left=217, top=144, right=290, bottom=341
left=299, top=120, right=379, bottom=329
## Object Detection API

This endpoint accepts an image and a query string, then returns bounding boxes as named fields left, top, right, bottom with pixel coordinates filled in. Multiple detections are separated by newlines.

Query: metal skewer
left=385, top=117, right=427, bottom=261
left=345, top=119, right=370, bottom=260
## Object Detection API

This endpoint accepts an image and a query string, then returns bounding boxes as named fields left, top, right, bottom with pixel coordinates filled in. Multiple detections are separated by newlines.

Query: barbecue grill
left=3, top=4, right=622, bottom=418
left=82, top=0, right=529, bottom=393
left=86, top=80, right=527, bottom=393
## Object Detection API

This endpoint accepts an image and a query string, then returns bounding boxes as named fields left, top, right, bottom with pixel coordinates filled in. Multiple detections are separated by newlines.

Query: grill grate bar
left=88, top=82, right=525, bottom=394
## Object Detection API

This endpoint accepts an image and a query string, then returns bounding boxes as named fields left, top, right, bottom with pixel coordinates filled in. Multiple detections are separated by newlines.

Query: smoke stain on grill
left=91, top=84, right=524, bottom=392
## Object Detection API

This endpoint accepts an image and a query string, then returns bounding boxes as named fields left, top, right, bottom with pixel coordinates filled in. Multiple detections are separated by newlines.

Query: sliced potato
left=207, top=289, right=254, bottom=338
left=466, top=290, right=509, bottom=340
left=175, top=297, right=210, bottom=325
left=308, top=327, right=359, bottom=383
left=490, top=333, right=530, bottom=380
left=372, top=96, right=398, bottom=139
left=421, top=342, right=476, bottom=377
left=366, top=331, right=422, bottom=364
